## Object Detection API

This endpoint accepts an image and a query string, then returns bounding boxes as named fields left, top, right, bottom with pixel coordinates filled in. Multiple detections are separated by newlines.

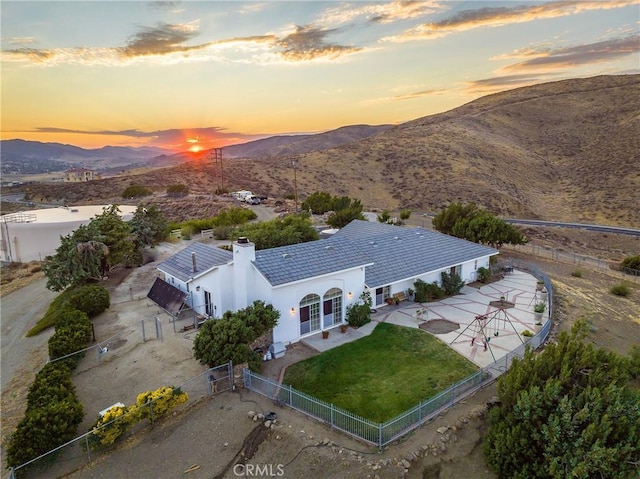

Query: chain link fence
left=7, top=363, right=232, bottom=479
left=503, top=243, right=639, bottom=282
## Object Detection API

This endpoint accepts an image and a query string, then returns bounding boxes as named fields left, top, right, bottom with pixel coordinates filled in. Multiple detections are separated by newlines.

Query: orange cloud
left=499, top=36, right=640, bottom=73
left=383, top=0, right=637, bottom=42
left=275, top=25, right=362, bottom=61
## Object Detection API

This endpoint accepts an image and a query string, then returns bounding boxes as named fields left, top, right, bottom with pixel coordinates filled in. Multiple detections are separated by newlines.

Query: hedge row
left=7, top=286, right=109, bottom=471
left=6, top=362, right=84, bottom=470
left=27, top=284, right=110, bottom=337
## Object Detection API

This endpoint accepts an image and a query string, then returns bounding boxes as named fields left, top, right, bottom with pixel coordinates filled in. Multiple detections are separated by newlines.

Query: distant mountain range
left=0, top=139, right=173, bottom=175
left=1, top=124, right=391, bottom=176
left=8, top=74, right=640, bottom=227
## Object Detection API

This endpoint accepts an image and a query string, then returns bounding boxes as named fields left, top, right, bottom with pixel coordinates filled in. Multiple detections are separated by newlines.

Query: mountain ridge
left=8, top=74, right=640, bottom=227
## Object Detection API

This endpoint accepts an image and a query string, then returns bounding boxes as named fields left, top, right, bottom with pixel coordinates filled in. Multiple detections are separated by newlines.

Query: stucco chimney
left=192, top=252, right=197, bottom=273
left=233, top=237, right=255, bottom=310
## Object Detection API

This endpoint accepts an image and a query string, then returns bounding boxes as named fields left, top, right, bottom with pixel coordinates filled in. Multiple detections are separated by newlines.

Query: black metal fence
left=244, top=261, right=553, bottom=449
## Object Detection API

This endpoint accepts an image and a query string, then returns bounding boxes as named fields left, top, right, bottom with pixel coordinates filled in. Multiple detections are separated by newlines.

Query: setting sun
left=190, top=145, right=202, bottom=153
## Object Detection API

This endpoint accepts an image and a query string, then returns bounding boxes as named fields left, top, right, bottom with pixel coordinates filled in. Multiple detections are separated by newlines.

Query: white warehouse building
left=0, top=205, right=137, bottom=263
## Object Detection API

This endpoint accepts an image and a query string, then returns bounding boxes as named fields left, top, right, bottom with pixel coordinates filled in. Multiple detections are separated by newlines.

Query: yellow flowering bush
left=88, top=386, right=188, bottom=449
left=136, top=386, right=188, bottom=422
left=90, top=405, right=132, bottom=447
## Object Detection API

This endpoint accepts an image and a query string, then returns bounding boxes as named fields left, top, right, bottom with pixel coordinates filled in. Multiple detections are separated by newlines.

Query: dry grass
left=0, top=262, right=44, bottom=297
left=15, top=74, right=640, bottom=227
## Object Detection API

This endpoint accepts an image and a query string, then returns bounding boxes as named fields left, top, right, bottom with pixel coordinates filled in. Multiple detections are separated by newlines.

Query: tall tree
left=128, top=204, right=167, bottom=248
left=301, top=191, right=333, bottom=214
left=42, top=205, right=135, bottom=291
left=42, top=225, right=108, bottom=291
left=193, top=300, right=280, bottom=371
left=433, top=202, right=481, bottom=235
left=233, top=213, right=318, bottom=250
left=434, top=202, right=526, bottom=248
left=483, top=321, right=640, bottom=478
left=90, top=204, right=135, bottom=266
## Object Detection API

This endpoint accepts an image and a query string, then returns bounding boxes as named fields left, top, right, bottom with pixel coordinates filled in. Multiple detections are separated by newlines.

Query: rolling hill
left=16, top=74, right=640, bottom=227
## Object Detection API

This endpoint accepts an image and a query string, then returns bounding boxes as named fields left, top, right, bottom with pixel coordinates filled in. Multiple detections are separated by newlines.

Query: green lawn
left=282, top=322, right=478, bottom=422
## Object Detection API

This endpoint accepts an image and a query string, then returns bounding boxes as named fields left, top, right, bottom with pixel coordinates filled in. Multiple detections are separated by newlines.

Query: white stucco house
left=153, top=220, right=499, bottom=345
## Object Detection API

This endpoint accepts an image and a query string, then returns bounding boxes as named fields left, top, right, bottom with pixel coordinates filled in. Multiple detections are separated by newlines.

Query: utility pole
left=292, top=160, right=298, bottom=212
left=210, top=148, right=223, bottom=193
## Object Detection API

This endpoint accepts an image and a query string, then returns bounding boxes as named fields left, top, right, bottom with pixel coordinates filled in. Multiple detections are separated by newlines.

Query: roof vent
left=325, top=245, right=334, bottom=251
left=237, top=237, right=249, bottom=244
left=282, top=253, right=291, bottom=259
left=394, top=236, right=399, bottom=240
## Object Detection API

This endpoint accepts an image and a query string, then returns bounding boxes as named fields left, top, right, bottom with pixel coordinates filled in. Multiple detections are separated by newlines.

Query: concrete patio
left=302, top=269, right=549, bottom=368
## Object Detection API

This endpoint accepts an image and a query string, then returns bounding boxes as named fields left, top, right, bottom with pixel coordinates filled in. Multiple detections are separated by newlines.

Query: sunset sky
left=2, top=1, right=639, bottom=152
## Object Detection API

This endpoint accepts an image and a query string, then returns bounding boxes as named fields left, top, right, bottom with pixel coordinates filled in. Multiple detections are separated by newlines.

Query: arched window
left=323, top=288, right=343, bottom=327
left=299, top=294, right=320, bottom=335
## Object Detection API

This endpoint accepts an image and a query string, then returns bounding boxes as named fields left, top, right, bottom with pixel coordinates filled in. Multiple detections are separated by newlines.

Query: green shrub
left=48, top=310, right=92, bottom=368
left=7, top=361, right=83, bottom=469
left=414, top=279, right=446, bottom=302
left=122, top=185, right=152, bottom=198
left=26, top=362, right=75, bottom=410
left=570, top=269, right=583, bottom=278
left=621, top=255, right=640, bottom=271
left=346, top=303, right=371, bottom=328
left=166, top=184, right=189, bottom=197
left=610, top=282, right=631, bottom=297
left=67, top=285, right=110, bottom=317
left=6, top=398, right=84, bottom=469
left=169, top=208, right=257, bottom=236
left=123, top=247, right=144, bottom=267
left=521, top=329, right=533, bottom=337
left=27, top=286, right=80, bottom=336
left=533, top=302, right=546, bottom=313
left=213, top=225, right=234, bottom=240
left=476, top=267, right=491, bottom=283
left=27, top=284, right=108, bottom=336
left=441, top=271, right=465, bottom=296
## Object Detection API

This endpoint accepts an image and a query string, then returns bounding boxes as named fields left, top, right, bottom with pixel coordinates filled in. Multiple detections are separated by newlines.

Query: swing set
left=450, top=306, right=525, bottom=362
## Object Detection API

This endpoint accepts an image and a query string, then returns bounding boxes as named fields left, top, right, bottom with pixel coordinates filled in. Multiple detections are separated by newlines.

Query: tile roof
left=253, top=236, right=372, bottom=287
left=157, top=242, right=232, bottom=282
left=253, top=220, right=498, bottom=288
left=333, top=220, right=498, bottom=288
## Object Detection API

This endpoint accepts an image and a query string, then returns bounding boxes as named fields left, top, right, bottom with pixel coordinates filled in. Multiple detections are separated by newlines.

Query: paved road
left=504, top=218, right=640, bottom=237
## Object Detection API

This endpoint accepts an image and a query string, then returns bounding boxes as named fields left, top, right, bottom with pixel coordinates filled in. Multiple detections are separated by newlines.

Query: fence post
left=85, top=435, right=91, bottom=461
left=330, top=403, right=334, bottom=427
left=378, top=424, right=383, bottom=450
left=155, top=317, right=162, bottom=342
left=289, top=385, right=293, bottom=406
